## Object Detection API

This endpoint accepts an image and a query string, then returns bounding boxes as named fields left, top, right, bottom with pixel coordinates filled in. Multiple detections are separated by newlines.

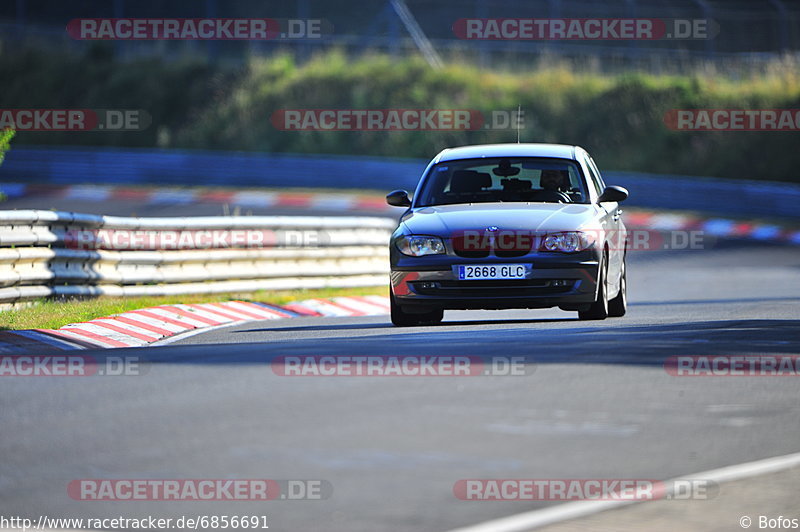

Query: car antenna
left=516, top=104, right=521, bottom=143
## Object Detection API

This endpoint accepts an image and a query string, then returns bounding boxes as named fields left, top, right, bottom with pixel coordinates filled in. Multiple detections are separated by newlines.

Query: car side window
left=588, top=157, right=606, bottom=192
left=583, top=156, right=603, bottom=199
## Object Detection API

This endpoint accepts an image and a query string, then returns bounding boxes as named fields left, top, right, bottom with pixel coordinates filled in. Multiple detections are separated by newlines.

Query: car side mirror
left=597, top=186, right=628, bottom=204
left=386, top=189, right=412, bottom=207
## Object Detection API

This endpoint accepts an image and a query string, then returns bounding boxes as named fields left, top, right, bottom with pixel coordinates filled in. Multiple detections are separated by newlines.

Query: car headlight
left=396, top=235, right=446, bottom=256
left=540, top=231, right=595, bottom=253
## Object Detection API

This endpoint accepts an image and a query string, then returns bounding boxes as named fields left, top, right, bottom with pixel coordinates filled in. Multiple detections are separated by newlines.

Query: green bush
left=175, top=51, right=800, bottom=182
left=0, top=43, right=239, bottom=149
left=0, top=127, right=13, bottom=168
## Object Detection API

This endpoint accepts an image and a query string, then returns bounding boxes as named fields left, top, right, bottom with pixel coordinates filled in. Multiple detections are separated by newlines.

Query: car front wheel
left=608, top=256, right=627, bottom=317
left=390, top=292, right=444, bottom=327
left=578, top=253, right=609, bottom=321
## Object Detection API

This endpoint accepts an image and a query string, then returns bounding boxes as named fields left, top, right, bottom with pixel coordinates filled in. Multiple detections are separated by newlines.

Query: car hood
left=400, top=203, right=600, bottom=235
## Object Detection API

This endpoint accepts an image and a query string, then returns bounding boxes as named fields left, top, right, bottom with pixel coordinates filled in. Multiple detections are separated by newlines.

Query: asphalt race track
left=1, top=242, right=799, bottom=531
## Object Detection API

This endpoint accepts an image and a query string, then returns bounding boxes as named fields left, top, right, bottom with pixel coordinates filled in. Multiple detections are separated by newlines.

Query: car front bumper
left=390, top=258, right=600, bottom=311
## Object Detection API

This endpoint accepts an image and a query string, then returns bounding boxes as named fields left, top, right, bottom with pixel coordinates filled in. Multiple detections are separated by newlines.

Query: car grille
left=453, top=245, right=532, bottom=258
left=494, top=248, right=530, bottom=258
left=410, top=280, right=575, bottom=298
left=454, top=249, right=490, bottom=258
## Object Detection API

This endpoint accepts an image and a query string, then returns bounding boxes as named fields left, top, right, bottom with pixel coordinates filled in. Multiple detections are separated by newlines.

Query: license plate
left=457, top=264, right=528, bottom=280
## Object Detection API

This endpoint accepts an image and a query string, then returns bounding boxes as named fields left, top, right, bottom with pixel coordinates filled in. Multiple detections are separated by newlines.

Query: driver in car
left=538, top=169, right=572, bottom=203
left=541, top=169, right=568, bottom=191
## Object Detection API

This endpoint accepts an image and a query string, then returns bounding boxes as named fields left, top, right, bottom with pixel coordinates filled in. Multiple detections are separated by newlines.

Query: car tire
left=608, top=256, right=627, bottom=317
left=390, top=292, right=444, bottom=327
left=578, top=252, right=609, bottom=321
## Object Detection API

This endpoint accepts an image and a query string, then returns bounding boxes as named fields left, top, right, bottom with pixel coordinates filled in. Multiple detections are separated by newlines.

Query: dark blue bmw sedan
left=386, top=143, right=629, bottom=326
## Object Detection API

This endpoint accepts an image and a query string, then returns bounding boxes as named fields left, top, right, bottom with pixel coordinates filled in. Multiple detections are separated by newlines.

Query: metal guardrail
left=0, top=210, right=394, bottom=303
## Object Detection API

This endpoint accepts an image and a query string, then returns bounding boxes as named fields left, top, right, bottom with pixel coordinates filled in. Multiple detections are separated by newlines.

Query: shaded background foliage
left=2, top=42, right=800, bottom=182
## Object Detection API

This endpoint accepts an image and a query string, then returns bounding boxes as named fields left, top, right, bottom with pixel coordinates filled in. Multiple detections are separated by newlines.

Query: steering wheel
left=535, top=189, right=572, bottom=203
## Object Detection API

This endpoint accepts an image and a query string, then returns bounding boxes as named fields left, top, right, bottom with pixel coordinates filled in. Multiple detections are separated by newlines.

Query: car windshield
left=414, top=157, right=589, bottom=207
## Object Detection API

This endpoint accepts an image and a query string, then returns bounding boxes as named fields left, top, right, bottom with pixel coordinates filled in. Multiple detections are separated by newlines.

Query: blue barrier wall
left=0, top=146, right=426, bottom=190
left=2, top=146, right=799, bottom=218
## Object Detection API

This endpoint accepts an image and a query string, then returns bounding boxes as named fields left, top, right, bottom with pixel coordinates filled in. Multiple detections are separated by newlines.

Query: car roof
left=433, top=143, right=580, bottom=163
